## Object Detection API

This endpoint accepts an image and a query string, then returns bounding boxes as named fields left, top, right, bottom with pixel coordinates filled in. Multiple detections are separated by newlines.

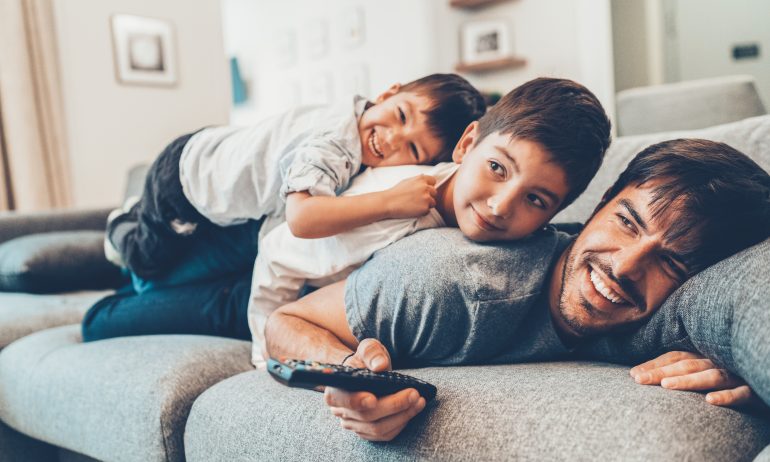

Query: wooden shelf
left=455, top=56, right=526, bottom=74
left=450, top=0, right=512, bottom=9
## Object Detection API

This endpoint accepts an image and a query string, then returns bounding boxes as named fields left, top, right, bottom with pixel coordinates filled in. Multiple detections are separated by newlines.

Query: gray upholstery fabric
left=0, top=419, right=57, bottom=462
left=0, top=231, right=124, bottom=293
left=0, top=291, right=109, bottom=350
left=0, top=325, right=252, bottom=462
left=185, top=363, right=770, bottom=462
left=0, top=208, right=112, bottom=245
left=616, top=75, right=766, bottom=136
left=555, top=114, right=770, bottom=223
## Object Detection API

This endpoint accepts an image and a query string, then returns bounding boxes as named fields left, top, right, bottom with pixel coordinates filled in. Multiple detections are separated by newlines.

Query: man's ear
left=374, top=83, right=402, bottom=104
left=452, top=121, right=479, bottom=164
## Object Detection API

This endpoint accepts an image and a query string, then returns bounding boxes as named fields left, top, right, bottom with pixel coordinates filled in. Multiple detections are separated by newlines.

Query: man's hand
left=383, top=175, right=437, bottom=220
left=630, top=351, right=755, bottom=407
left=325, top=339, right=427, bottom=441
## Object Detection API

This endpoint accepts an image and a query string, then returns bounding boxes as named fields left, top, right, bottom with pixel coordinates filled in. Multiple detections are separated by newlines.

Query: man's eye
left=398, top=108, right=406, bottom=124
left=488, top=161, right=504, bottom=176
left=618, top=214, right=634, bottom=230
left=528, top=194, right=546, bottom=209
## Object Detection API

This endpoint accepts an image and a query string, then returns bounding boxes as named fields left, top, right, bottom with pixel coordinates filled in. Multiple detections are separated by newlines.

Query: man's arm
left=264, top=280, right=426, bottom=441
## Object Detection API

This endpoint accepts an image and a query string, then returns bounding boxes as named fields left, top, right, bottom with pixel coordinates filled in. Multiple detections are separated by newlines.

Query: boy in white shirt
left=248, top=77, right=613, bottom=365
left=107, top=74, right=486, bottom=291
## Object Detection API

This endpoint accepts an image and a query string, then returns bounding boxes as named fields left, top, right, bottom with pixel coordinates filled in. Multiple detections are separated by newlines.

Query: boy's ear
left=452, top=121, right=480, bottom=164
left=374, top=83, right=402, bottom=103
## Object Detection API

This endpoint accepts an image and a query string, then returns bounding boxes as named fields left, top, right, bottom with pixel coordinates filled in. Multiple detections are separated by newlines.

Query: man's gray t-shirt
left=344, top=228, right=574, bottom=367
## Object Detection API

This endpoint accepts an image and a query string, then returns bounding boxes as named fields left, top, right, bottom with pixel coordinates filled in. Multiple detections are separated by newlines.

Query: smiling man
left=265, top=138, right=770, bottom=441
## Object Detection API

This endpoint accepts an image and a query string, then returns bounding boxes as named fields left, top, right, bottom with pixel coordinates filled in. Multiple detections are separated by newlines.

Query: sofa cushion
left=0, top=291, right=109, bottom=350
left=0, top=231, right=124, bottom=294
left=184, top=363, right=770, bottom=461
left=0, top=325, right=252, bottom=462
left=555, top=114, right=770, bottom=223
left=0, top=419, right=57, bottom=462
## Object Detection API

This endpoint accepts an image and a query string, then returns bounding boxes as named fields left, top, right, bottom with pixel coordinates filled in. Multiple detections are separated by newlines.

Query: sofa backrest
left=555, top=114, right=770, bottom=223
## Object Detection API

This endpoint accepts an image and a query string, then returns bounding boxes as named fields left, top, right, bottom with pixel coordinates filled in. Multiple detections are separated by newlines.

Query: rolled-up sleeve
left=280, top=136, right=360, bottom=199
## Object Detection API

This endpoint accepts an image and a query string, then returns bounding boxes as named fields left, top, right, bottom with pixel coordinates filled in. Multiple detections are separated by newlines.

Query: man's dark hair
left=476, top=77, right=612, bottom=208
left=401, top=73, right=487, bottom=163
left=595, top=138, right=770, bottom=274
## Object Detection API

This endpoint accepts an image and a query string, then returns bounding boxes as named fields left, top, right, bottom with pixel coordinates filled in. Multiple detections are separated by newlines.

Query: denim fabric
left=578, top=238, right=770, bottom=405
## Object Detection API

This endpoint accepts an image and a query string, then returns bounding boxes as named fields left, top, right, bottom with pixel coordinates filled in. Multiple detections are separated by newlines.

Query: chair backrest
left=616, top=75, right=766, bottom=136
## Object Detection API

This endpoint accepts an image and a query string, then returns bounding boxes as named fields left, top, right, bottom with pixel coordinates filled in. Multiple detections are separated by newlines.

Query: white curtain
left=0, top=0, right=72, bottom=211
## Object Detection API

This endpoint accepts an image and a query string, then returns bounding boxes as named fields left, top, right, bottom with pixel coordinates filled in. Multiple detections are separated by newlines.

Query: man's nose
left=612, top=240, right=657, bottom=281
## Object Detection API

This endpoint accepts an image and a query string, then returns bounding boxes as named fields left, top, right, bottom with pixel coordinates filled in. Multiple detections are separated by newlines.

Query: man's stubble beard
left=557, top=240, right=605, bottom=338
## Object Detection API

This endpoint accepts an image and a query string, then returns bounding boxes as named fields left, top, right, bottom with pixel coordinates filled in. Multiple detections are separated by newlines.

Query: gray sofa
left=1, top=82, right=769, bottom=461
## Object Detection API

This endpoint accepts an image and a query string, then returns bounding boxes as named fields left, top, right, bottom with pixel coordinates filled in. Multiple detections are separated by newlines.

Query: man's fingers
left=324, top=387, right=377, bottom=411
left=633, top=358, right=714, bottom=385
left=660, top=367, right=742, bottom=391
left=330, top=388, right=418, bottom=422
left=357, top=339, right=391, bottom=371
left=706, top=385, right=753, bottom=407
left=630, top=351, right=700, bottom=378
left=338, top=397, right=427, bottom=441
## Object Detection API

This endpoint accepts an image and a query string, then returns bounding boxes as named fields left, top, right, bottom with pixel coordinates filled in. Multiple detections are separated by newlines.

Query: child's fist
left=385, top=175, right=437, bottom=219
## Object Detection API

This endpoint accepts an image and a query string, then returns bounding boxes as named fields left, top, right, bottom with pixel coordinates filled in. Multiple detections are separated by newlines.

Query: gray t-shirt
left=344, top=228, right=574, bottom=368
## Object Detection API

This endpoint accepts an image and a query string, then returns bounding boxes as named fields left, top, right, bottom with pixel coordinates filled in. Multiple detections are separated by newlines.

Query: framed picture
left=460, top=19, right=511, bottom=65
left=110, top=14, right=177, bottom=86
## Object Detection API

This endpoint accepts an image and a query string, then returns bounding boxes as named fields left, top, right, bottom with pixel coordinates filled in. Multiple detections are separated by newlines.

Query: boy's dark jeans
left=108, top=131, right=206, bottom=281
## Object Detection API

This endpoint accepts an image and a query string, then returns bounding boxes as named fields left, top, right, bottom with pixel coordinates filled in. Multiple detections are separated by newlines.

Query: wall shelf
left=455, top=56, right=526, bottom=74
left=449, top=0, right=512, bottom=9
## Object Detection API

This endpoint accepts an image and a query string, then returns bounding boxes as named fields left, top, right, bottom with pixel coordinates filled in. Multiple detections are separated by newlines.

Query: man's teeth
left=589, top=269, right=625, bottom=304
left=369, top=131, right=383, bottom=158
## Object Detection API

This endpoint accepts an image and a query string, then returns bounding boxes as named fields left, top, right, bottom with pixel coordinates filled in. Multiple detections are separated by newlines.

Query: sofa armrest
left=0, top=208, right=113, bottom=245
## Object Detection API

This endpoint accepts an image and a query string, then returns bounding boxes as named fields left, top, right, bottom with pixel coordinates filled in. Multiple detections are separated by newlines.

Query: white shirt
left=249, top=162, right=459, bottom=366
left=178, top=96, right=368, bottom=231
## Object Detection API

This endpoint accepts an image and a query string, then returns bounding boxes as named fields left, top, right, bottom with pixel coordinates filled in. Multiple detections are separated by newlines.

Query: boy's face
left=358, top=84, right=444, bottom=167
left=450, top=122, right=570, bottom=241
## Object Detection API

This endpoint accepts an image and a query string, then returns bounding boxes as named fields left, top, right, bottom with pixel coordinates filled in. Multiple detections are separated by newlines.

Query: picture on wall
left=460, top=19, right=511, bottom=65
left=110, top=14, right=177, bottom=86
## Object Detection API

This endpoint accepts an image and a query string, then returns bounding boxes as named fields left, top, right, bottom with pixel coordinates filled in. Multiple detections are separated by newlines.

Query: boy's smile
left=358, top=86, right=444, bottom=167
left=442, top=123, right=569, bottom=242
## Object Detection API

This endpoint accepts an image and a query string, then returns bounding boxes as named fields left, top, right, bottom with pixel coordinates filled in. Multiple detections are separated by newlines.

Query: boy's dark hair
left=476, top=77, right=611, bottom=208
left=401, top=73, right=486, bottom=163
left=594, top=138, right=770, bottom=274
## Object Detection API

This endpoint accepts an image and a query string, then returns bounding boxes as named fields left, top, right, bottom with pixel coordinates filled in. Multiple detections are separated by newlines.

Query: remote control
left=267, top=358, right=437, bottom=402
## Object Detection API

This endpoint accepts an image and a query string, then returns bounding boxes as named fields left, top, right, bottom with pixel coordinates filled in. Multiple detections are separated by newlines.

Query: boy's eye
left=528, top=194, right=547, bottom=209
left=410, top=143, right=419, bottom=161
left=488, top=161, right=504, bottom=176
left=398, top=108, right=406, bottom=124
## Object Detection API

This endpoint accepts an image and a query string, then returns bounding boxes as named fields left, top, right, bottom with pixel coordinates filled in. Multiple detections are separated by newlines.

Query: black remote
left=267, top=358, right=437, bottom=402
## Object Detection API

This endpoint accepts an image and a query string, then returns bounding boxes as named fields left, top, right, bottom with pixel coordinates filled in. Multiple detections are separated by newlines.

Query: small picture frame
left=111, top=14, right=177, bottom=86
left=460, top=19, right=511, bottom=65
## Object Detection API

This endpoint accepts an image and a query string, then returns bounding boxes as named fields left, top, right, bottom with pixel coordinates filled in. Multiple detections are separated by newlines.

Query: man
left=265, top=138, right=770, bottom=442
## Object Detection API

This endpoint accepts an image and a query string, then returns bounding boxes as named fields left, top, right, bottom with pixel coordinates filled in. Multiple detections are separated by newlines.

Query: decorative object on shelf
left=455, top=56, right=526, bottom=74
left=460, top=19, right=511, bottom=66
left=450, top=0, right=513, bottom=9
left=110, top=14, right=177, bottom=86
left=230, top=57, right=248, bottom=105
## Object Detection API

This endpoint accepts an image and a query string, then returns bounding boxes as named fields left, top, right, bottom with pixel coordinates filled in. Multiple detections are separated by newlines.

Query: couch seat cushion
left=0, top=291, right=110, bottom=349
left=185, top=362, right=770, bottom=461
left=0, top=325, right=252, bottom=462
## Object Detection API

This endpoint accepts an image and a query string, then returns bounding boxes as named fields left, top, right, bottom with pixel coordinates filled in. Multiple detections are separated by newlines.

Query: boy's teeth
left=589, top=269, right=624, bottom=304
left=370, top=131, right=383, bottom=157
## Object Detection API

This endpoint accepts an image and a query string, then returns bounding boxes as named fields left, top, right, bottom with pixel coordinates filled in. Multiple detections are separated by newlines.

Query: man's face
left=358, top=85, right=444, bottom=167
left=450, top=123, right=569, bottom=241
left=552, top=180, right=692, bottom=338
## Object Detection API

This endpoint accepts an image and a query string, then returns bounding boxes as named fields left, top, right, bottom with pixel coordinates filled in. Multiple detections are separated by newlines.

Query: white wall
left=222, top=0, right=615, bottom=125
left=53, top=0, right=230, bottom=208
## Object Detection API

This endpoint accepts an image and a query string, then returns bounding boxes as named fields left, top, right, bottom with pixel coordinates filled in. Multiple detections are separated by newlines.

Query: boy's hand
left=384, top=175, right=437, bottom=219
left=324, top=339, right=427, bottom=441
left=630, top=351, right=758, bottom=407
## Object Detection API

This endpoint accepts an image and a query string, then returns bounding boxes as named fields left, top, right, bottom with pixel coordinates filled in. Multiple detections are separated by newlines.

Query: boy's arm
left=285, top=175, right=437, bottom=239
left=264, top=280, right=427, bottom=441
